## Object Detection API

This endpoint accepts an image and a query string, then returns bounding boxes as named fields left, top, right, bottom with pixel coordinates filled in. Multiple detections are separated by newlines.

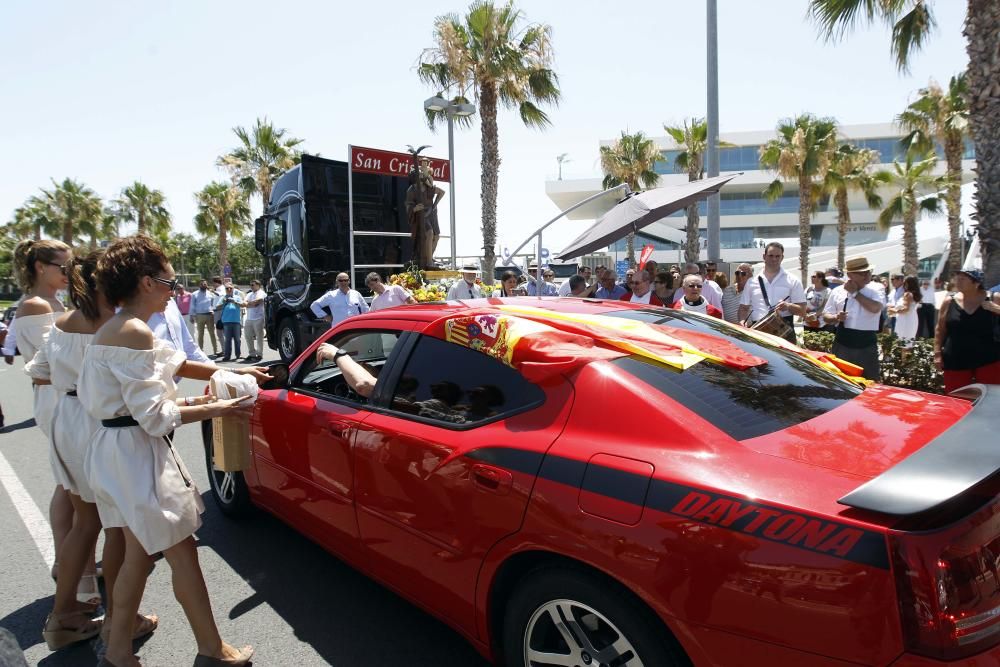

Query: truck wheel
left=201, top=420, right=253, bottom=518
left=278, top=317, right=300, bottom=362
left=502, top=566, right=686, bottom=667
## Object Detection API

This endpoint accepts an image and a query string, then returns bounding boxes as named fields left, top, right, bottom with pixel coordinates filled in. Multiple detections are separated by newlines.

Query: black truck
left=254, top=154, right=414, bottom=361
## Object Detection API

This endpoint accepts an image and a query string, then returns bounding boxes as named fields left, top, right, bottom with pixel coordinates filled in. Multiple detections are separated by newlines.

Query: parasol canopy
left=556, top=173, right=742, bottom=260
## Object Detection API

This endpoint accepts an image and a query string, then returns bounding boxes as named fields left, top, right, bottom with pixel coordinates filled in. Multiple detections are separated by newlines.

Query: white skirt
left=33, top=384, right=58, bottom=441
left=50, top=395, right=97, bottom=502
left=85, top=425, right=204, bottom=555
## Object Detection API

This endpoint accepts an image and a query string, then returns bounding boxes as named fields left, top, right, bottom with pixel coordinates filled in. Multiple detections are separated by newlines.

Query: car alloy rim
left=280, top=328, right=295, bottom=358
left=523, top=598, right=643, bottom=667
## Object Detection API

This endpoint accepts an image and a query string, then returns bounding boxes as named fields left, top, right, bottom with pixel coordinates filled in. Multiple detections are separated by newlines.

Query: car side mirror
left=260, top=362, right=290, bottom=390
left=254, top=216, right=267, bottom=254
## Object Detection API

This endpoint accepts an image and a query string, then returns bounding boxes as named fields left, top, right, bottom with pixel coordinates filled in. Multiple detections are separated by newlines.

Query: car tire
left=201, top=419, right=253, bottom=518
left=278, top=316, right=300, bottom=362
left=501, top=566, right=686, bottom=667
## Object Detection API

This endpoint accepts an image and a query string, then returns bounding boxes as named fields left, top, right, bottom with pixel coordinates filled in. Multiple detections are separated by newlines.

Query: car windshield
left=605, top=309, right=862, bottom=440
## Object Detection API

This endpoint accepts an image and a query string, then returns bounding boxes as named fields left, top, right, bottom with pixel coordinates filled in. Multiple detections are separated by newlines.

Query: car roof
left=362, top=297, right=637, bottom=323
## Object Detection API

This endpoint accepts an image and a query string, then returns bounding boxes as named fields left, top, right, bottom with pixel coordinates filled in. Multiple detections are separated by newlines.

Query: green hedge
left=800, top=330, right=944, bottom=394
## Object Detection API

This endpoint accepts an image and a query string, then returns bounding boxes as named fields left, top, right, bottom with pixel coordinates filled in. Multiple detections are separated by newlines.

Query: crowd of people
left=171, top=278, right=267, bottom=363
left=5, top=237, right=271, bottom=667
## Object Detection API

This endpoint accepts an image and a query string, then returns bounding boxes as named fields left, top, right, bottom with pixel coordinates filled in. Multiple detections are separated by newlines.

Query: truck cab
left=255, top=154, right=413, bottom=360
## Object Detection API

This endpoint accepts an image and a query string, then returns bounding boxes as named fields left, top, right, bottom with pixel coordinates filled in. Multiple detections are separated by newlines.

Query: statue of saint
left=405, top=158, right=445, bottom=269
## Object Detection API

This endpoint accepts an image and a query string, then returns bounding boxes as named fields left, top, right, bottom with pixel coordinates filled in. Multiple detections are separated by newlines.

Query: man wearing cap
left=822, top=257, right=886, bottom=381
left=447, top=264, right=483, bottom=300
left=738, top=243, right=806, bottom=343
left=310, top=272, right=369, bottom=328
left=524, top=264, right=558, bottom=296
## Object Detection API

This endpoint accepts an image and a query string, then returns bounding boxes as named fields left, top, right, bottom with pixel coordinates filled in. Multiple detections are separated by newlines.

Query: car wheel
left=201, top=420, right=253, bottom=517
left=502, top=567, right=685, bottom=667
left=278, top=317, right=300, bottom=362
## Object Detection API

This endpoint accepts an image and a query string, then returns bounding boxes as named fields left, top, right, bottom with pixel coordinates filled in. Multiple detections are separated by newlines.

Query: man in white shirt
left=367, top=272, right=417, bottom=311
left=149, top=298, right=210, bottom=364
left=558, top=266, right=593, bottom=296
left=887, top=274, right=904, bottom=332
left=244, top=279, right=267, bottom=362
left=822, top=256, right=885, bottom=381
left=446, top=264, right=484, bottom=300
left=310, top=273, right=369, bottom=328
left=738, top=242, right=806, bottom=343
left=673, top=262, right=723, bottom=310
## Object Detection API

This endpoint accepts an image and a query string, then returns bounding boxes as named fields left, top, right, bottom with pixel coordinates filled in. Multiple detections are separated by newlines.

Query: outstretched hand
left=235, top=366, right=273, bottom=385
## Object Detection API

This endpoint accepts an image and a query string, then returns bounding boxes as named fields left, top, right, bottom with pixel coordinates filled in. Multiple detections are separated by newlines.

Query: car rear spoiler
left=838, top=384, right=998, bottom=516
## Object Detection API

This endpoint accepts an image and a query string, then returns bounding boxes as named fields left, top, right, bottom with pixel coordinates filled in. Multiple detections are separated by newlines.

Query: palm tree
left=79, top=209, right=121, bottom=250
left=819, top=144, right=891, bottom=269
left=877, top=151, right=947, bottom=275
left=37, top=178, right=103, bottom=246
left=217, top=117, right=303, bottom=211
left=8, top=200, right=49, bottom=240
left=418, top=0, right=560, bottom=282
left=664, top=118, right=734, bottom=263
left=808, top=0, right=999, bottom=289
left=759, top=114, right=839, bottom=284
left=194, top=182, right=251, bottom=272
left=114, top=181, right=171, bottom=236
left=600, top=131, right=661, bottom=267
left=897, top=73, right=969, bottom=270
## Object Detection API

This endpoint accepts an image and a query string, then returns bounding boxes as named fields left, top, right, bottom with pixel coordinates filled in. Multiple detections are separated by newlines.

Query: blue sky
left=0, top=0, right=969, bottom=258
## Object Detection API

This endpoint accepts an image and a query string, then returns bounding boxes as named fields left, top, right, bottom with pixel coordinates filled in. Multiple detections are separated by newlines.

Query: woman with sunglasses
left=27, top=251, right=160, bottom=653
left=652, top=272, right=677, bottom=305
left=79, top=236, right=254, bottom=667
left=10, top=240, right=103, bottom=606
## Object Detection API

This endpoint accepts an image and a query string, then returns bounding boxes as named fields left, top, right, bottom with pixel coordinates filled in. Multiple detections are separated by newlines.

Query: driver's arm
left=316, top=343, right=375, bottom=398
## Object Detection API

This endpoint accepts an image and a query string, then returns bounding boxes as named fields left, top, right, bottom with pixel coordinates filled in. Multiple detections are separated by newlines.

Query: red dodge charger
left=202, top=297, right=999, bottom=666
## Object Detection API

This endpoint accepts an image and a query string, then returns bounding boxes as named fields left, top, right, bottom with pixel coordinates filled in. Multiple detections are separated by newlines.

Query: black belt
left=101, top=415, right=140, bottom=428
left=66, top=390, right=77, bottom=397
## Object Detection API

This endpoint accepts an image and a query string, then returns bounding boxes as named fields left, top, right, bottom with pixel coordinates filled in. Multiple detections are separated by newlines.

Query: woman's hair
left=714, top=271, right=729, bottom=289
left=66, top=249, right=105, bottom=320
left=655, top=272, right=674, bottom=289
left=500, top=271, right=517, bottom=294
left=813, top=271, right=829, bottom=288
left=904, top=276, right=922, bottom=303
left=96, top=235, right=170, bottom=307
left=12, top=239, right=71, bottom=290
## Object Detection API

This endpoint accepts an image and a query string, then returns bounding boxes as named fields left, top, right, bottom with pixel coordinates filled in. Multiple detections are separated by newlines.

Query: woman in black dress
left=934, top=269, right=1000, bottom=393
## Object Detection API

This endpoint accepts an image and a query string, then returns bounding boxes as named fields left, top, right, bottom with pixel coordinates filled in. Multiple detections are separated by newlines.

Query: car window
left=293, top=330, right=401, bottom=404
left=387, top=335, right=545, bottom=427
left=605, top=308, right=861, bottom=440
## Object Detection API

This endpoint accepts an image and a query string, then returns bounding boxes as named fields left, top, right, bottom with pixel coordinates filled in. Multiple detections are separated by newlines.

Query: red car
left=202, top=297, right=1000, bottom=666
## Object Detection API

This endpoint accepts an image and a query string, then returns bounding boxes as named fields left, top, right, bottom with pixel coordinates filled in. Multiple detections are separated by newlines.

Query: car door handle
left=327, top=421, right=352, bottom=439
left=472, top=464, right=512, bottom=495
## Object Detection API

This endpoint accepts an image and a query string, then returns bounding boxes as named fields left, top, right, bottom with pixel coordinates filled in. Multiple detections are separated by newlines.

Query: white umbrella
left=556, top=173, right=741, bottom=260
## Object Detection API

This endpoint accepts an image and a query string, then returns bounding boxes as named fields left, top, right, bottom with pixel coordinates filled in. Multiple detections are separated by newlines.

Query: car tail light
left=891, top=497, right=1000, bottom=660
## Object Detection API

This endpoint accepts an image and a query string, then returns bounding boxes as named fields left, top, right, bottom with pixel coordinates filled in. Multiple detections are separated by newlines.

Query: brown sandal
left=192, top=645, right=254, bottom=666
left=42, top=611, right=103, bottom=651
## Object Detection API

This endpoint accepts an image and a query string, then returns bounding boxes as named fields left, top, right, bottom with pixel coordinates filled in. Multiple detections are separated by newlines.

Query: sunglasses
left=150, top=276, right=179, bottom=291
left=46, top=262, right=70, bottom=275
left=734, top=270, right=748, bottom=276
left=337, top=279, right=350, bottom=283
left=685, top=284, right=703, bottom=289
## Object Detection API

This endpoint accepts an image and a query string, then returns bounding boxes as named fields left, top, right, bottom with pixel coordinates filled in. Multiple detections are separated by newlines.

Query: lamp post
left=424, top=96, right=476, bottom=269
left=706, top=0, right=721, bottom=262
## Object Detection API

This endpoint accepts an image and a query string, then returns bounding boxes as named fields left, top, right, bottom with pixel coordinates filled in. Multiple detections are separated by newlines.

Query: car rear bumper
left=890, top=644, right=1000, bottom=666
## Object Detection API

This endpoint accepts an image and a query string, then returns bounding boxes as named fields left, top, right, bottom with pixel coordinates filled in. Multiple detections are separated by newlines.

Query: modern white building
left=545, top=123, right=975, bottom=271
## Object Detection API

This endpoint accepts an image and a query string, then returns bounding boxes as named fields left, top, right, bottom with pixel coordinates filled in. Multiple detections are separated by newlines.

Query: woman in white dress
left=28, top=251, right=159, bottom=651
left=889, top=275, right=922, bottom=358
left=79, top=236, right=254, bottom=667
left=10, top=240, right=102, bottom=605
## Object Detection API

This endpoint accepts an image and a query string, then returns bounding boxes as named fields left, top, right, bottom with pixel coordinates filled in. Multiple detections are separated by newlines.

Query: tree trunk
left=63, top=222, right=73, bottom=246
left=835, top=186, right=850, bottom=270
left=944, top=134, right=964, bottom=271
left=625, top=232, right=636, bottom=268
left=964, top=0, right=1000, bottom=287
left=479, top=83, right=499, bottom=285
left=219, top=222, right=229, bottom=274
left=138, top=210, right=146, bottom=235
left=798, top=173, right=812, bottom=285
left=34, top=224, right=41, bottom=241
left=902, top=195, right=920, bottom=275
left=262, top=183, right=272, bottom=214
left=684, top=167, right=700, bottom=262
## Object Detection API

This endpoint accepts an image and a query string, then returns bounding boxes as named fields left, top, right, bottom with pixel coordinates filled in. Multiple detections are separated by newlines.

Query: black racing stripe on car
left=579, top=464, right=651, bottom=508
left=467, top=446, right=889, bottom=570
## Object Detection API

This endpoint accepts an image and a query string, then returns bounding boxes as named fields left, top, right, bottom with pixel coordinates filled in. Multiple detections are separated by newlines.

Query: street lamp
left=424, top=95, right=476, bottom=269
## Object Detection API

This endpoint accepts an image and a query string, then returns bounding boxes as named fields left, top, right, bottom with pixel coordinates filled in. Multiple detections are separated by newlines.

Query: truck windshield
left=605, top=309, right=862, bottom=440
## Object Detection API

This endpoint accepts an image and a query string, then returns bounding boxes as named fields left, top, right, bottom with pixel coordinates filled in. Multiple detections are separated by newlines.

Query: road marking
left=0, top=449, right=55, bottom=569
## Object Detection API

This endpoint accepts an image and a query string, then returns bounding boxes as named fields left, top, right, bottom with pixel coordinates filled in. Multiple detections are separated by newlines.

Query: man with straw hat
left=446, top=264, right=483, bottom=300
left=822, top=256, right=885, bottom=381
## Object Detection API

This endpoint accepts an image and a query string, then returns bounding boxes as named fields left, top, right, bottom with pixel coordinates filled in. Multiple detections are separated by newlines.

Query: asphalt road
left=0, top=340, right=490, bottom=667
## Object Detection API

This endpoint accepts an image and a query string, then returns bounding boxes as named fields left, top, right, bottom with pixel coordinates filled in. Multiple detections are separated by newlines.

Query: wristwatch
left=334, top=349, right=350, bottom=360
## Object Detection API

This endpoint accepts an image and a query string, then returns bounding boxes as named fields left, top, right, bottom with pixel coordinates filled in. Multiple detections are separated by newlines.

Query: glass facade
left=665, top=189, right=828, bottom=217
left=655, top=137, right=975, bottom=176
